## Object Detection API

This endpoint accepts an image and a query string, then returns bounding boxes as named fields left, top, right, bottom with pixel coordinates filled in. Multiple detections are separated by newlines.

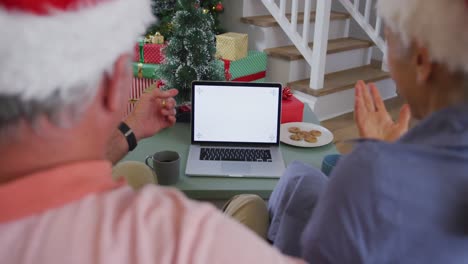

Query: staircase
left=220, top=0, right=396, bottom=121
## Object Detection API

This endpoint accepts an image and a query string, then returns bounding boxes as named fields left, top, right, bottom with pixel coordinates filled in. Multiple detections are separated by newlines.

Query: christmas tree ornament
left=215, top=2, right=224, bottom=12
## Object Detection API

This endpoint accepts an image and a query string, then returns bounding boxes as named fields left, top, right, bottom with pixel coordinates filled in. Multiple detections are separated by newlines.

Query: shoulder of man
left=102, top=185, right=304, bottom=264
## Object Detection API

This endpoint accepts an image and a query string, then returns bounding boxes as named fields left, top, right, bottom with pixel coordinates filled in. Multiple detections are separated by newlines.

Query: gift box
left=133, top=41, right=166, bottom=64
left=223, top=50, right=267, bottom=82
left=132, top=62, right=162, bottom=79
left=125, top=63, right=163, bottom=117
left=216, top=32, right=248, bottom=61
left=281, top=95, right=304, bottom=124
left=151, top=32, right=164, bottom=44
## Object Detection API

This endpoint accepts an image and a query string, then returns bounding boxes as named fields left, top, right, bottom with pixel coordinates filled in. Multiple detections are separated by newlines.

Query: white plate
left=280, top=122, right=334, bottom=148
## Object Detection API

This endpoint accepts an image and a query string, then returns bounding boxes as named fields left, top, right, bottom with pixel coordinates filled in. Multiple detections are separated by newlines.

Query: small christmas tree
left=146, top=0, right=224, bottom=40
left=157, top=0, right=225, bottom=103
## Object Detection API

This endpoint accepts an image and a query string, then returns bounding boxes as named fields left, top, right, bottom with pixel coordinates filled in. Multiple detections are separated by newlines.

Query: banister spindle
left=280, top=0, right=286, bottom=16
left=364, top=0, right=372, bottom=23
left=375, top=15, right=382, bottom=37
left=302, top=0, right=312, bottom=46
left=354, top=0, right=360, bottom=11
left=291, top=0, right=299, bottom=32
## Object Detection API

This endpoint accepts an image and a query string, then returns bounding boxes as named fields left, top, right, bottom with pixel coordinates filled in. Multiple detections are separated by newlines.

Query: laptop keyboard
left=200, top=148, right=272, bottom=162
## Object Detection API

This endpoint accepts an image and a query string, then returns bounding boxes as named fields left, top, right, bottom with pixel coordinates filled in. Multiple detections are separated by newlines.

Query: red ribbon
left=232, top=71, right=266, bottom=82
left=282, top=87, right=293, bottom=100
left=223, top=59, right=232, bottom=81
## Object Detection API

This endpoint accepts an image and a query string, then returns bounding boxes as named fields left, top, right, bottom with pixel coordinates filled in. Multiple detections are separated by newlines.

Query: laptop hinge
left=198, top=142, right=273, bottom=148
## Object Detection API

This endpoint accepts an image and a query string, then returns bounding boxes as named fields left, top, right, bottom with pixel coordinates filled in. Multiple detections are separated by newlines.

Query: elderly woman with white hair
left=266, top=0, right=468, bottom=262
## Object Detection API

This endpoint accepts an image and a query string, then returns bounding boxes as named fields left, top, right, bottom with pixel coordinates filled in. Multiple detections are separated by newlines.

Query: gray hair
left=389, top=29, right=468, bottom=102
left=0, top=82, right=98, bottom=138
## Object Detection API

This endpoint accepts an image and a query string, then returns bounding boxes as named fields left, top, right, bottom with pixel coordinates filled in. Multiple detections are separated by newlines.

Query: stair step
left=288, top=65, right=391, bottom=97
left=241, top=11, right=350, bottom=27
left=265, top=38, right=374, bottom=61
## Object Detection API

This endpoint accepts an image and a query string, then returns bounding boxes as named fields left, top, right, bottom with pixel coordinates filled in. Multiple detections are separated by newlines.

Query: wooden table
left=122, top=105, right=338, bottom=200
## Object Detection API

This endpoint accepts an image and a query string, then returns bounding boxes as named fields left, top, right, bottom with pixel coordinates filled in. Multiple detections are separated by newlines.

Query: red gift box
left=124, top=78, right=159, bottom=118
left=281, top=95, right=304, bottom=124
left=133, top=42, right=166, bottom=64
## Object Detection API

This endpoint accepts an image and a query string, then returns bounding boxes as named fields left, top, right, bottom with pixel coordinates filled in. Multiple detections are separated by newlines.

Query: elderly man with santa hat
left=0, top=0, right=305, bottom=263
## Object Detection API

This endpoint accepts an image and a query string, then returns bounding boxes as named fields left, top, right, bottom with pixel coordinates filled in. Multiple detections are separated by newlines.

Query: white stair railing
left=261, top=0, right=331, bottom=90
left=338, top=0, right=386, bottom=67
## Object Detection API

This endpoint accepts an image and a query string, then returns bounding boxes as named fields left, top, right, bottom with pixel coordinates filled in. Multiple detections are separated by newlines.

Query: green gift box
left=222, top=51, right=267, bottom=82
left=132, top=62, right=163, bottom=79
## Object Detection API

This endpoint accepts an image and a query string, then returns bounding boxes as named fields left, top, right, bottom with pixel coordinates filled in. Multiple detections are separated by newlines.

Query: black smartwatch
left=118, top=122, right=137, bottom=151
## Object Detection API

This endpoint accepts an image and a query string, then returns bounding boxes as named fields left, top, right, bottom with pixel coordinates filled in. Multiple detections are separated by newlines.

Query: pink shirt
left=0, top=161, right=304, bottom=264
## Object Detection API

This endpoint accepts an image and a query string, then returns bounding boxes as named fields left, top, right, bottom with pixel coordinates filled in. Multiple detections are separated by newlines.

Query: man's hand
left=354, top=81, right=411, bottom=142
left=125, top=88, right=179, bottom=141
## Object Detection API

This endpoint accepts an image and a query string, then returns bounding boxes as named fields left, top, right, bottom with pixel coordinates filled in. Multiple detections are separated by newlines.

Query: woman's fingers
left=355, top=80, right=375, bottom=112
left=361, top=82, right=375, bottom=112
left=355, top=81, right=373, bottom=115
left=354, top=92, right=368, bottom=128
left=369, top=83, right=387, bottom=113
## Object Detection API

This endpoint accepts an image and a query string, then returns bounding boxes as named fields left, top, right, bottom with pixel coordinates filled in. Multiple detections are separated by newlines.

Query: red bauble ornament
left=215, top=2, right=224, bottom=12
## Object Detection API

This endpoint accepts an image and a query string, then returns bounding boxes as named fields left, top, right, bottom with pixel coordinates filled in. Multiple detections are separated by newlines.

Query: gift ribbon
left=138, top=40, right=145, bottom=63
left=137, top=63, right=143, bottom=78
left=282, top=87, right=293, bottom=100
left=223, top=59, right=266, bottom=82
left=222, top=59, right=232, bottom=81
left=232, top=71, right=266, bottom=82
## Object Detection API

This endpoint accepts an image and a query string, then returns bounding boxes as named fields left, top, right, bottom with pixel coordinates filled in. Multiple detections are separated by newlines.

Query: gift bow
left=282, top=87, right=293, bottom=100
left=156, top=79, right=165, bottom=89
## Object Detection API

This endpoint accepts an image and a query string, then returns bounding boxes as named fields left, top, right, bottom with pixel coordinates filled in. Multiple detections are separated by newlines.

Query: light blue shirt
left=269, top=105, right=468, bottom=263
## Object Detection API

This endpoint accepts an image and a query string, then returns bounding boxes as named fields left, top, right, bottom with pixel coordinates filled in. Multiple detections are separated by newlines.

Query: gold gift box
left=216, top=32, right=248, bottom=61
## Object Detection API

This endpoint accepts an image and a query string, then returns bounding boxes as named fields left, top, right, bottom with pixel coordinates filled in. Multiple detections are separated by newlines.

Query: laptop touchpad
left=221, top=162, right=252, bottom=175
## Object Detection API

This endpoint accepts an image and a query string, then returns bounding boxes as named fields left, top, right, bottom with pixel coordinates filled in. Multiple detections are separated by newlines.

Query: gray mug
left=145, top=151, right=180, bottom=185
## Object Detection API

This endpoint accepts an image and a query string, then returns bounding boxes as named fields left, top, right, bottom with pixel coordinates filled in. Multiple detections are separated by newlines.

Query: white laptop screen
left=192, top=82, right=281, bottom=144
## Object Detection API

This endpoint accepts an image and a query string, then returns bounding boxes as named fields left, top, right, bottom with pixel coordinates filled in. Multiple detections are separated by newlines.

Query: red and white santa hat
left=0, top=0, right=154, bottom=102
left=377, top=0, right=468, bottom=73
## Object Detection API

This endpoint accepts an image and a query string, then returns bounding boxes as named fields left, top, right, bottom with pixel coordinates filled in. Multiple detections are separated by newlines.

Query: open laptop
left=185, top=81, right=286, bottom=178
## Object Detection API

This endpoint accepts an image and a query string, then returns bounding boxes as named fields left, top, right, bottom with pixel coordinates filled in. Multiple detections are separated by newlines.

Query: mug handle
left=145, top=155, right=154, bottom=170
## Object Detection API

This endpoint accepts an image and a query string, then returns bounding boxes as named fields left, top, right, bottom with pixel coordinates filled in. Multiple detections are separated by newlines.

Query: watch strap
left=118, top=122, right=137, bottom=151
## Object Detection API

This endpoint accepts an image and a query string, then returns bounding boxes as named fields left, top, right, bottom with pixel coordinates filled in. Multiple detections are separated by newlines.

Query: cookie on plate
left=288, top=127, right=301, bottom=133
left=290, top=134, right=303, bottom=141
left=309, top=130, right=322, bottom=137
left=304, top=135, right=318, bottom=143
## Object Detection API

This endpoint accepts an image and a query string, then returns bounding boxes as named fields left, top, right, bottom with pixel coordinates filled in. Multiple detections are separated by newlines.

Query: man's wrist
left=124, top=115, right=143, bottom=142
